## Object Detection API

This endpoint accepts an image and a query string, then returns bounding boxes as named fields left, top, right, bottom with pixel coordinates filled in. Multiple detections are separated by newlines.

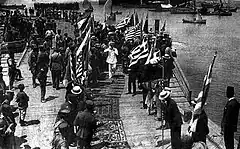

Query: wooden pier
left=120, top=58, right=239, bottom=149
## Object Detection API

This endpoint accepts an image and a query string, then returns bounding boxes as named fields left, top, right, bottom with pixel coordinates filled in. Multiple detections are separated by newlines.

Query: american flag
left=125, top=21, right=142, bottom=41
left=76, top=27, right=91, bottom=82
left=129, top=40, right=149, bottom=67
left=200, top=51, right=217, bottom=108
left=69, top=53, right=76, bottom=81
left=77, top=16, right=90, bottom=31
left=116, top=15, right=131, bottom=29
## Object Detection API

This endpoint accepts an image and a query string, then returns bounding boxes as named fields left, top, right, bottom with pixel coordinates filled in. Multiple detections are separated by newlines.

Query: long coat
left=221, top=98, right=240, bottom=132
left=73, top=109, right=97, bottom=140
left=166, top=97, right=183, bottom=128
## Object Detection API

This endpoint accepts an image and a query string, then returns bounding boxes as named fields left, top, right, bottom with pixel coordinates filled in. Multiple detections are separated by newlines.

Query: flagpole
left=201, top=51, right=217, bottom=107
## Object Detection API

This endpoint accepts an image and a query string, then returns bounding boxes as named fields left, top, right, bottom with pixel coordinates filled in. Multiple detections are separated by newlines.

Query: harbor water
left=2, top=0, right=240, bottom=140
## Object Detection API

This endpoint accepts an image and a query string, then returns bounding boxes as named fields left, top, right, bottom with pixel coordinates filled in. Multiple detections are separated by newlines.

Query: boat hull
left=182, top=19, right=206, bottom=24
left=201, top=11, right=232, bottom=16
left=170, top=7, right=197, bottom=14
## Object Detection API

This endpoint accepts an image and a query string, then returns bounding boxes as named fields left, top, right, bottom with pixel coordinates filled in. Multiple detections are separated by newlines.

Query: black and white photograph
left=0, top=0, right=239, bottom=148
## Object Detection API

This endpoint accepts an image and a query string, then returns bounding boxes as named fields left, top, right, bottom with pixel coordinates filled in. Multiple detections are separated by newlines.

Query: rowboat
left=201, top=10, right=232, bottom=16
left=182, top=19, right=207, bottom=24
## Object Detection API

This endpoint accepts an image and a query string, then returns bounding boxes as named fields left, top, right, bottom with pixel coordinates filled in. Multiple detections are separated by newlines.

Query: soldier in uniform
left=0, top=103, right=17, bottom=149
left=50, top=48, right=64, bottom=90
left=36, top=45, right=49, bottom=103
left=28, top=44, right=39, bottom=88
left=55, top=29, right=63, bottom=49
left=74, top=100, right=98, bottom=149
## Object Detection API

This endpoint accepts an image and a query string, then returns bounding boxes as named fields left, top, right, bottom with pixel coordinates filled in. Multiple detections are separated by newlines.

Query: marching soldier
left=36, top=45, right=49, bottom=103
left=74, top=100, right=98, bottom=149
left=50, top=48, right=64, bottom=90
left=28, top=44, right=39, bottom=88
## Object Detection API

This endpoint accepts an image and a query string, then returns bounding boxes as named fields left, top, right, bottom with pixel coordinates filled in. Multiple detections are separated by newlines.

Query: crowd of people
left=0, top=4, right=239, bottom=149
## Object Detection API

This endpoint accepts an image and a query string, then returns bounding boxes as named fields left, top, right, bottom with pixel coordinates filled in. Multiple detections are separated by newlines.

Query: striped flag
left=77, top=16, right=90, bottom=31
left=125, top=21, right=142, bottom=41
left=200, top=51, right=217, bottom=107
left=129, top=40, right=149, bottom=67
left=116, top=15, right=131, bottom=29
left=135, top=20, right=142, bottom=38
left=69, top=53, right=76, bottom=81
left=76, top=27, right=91, bottom=81
left=125, top=26, right=135, bottom=41
left=189, top=52, right=217, bottom=134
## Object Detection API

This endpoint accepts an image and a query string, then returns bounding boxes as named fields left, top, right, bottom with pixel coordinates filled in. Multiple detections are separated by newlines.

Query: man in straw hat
left=159, top=89, right=182, bottom=149
left=221, top=86, right=240, bottom=149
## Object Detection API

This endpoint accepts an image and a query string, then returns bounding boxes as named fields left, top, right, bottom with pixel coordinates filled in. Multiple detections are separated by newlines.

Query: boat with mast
left=170, top=0, right=197, bottom=14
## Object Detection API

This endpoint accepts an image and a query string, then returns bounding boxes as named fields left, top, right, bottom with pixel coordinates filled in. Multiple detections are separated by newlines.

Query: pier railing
left=173, top=59, right=192, bottom=103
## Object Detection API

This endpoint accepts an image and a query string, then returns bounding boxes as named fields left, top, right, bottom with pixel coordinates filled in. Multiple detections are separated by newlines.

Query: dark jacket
left=16, top=91, right=29, bottom=109
left=192, top=110, right=209, bottom=143
left=28, top=50, right=38, bottom=70
left=37, top=51, right=49, bottom=78
left=73, top=109, right=97, bottom=139
left=50, top=52, right=64, bottom=71
left=166, top=97, right=183, bottom=128
left=221, top=98, right=240, bottom=132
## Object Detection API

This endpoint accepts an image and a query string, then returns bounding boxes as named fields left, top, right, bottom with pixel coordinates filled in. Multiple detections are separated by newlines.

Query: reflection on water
left=3, top=0, right=240, bottom=139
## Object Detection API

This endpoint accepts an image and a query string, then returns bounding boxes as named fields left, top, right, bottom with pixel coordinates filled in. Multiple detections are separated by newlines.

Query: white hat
left=159, top=90, right=171, bottom=100
left=71, top=86, right=82, bottom=95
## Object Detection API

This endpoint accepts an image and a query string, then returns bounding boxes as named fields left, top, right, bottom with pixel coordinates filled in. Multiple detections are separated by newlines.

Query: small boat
left=170, top=7, right=197, bottom=14
left=182, top=19, right=206, bottom=24
left=221, top=6, right=238, bottom=12
left=201, top=10, right=232, bottom=16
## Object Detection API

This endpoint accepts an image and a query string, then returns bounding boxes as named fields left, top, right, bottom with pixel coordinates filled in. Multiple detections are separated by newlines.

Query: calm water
left=95, top=5, right=240, bottom=139
left=3, top=0, right=240, bottom=140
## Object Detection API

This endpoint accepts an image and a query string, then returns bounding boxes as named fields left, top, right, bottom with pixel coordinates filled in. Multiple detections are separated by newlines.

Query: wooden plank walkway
left=119, top=59, right=239, bottom=149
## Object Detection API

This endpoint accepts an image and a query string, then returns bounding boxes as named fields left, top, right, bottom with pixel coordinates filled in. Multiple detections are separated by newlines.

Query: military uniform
left=15, top=85, right=29, bottom=126
left=37, top=49, right=49, bottom=102
left=28, top=47, right=39, bottom=88
left=73, top=100, right=98, bottom=149
left=50, top=51, right=64, bottom=89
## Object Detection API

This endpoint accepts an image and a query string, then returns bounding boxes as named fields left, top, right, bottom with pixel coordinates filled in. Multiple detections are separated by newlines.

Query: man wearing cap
left=28, top=44, right=39, bottom=88
left=74, top=100, right=98, bottom=149
left=37, top=45, right=49, bottom=103
left=0, top=103, right=17, bottom=149
left=56, top=101, right=77, bottom=147
left=50, top=48, right=64, bottom=90
left=221, top=86, right=240, bottom=149
left=104, top=41, right=118, bottom=81
left=159, top=90, right=182, bottom=149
